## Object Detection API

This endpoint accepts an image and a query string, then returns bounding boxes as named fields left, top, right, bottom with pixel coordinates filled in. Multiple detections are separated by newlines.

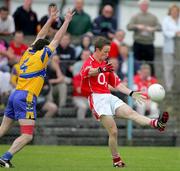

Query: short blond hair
left=168, top=4, right=180, bottom=16
left=138, top=0, right=150, bottom=5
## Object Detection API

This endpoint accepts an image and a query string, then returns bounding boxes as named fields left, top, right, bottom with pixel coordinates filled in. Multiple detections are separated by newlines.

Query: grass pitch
left=0, top=146, right=179, bottom=171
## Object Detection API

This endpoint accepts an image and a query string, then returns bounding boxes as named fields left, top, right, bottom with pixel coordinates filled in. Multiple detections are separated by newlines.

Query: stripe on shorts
left=89, top=94, right=100, bottom=120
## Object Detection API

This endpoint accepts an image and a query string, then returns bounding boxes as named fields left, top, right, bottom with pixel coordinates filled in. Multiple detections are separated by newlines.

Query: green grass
left=0, top=146, right=180, bottom=171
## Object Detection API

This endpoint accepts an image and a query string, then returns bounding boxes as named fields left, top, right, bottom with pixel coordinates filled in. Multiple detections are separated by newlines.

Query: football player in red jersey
left=80, top=36, right=169, bottom=168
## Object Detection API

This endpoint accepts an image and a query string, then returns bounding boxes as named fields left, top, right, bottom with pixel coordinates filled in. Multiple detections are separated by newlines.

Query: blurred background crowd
left=0, top=0, right=180, bottom=120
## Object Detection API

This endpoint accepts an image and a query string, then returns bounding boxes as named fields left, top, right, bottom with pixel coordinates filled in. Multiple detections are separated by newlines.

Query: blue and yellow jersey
left=16, top=45, right=54, bottom=97
left=10, top=63, right=20, bottom=87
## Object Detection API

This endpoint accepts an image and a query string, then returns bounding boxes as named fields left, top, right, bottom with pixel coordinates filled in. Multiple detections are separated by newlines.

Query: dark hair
left=94, top=36, right=110, bottom=50
left=32, top=39, right=50, bottom=51
left=81, top=34, right=92, bottom=48
left=0, top=6, right=8, bottom=12
left=49, top=3, right=57, bottom=8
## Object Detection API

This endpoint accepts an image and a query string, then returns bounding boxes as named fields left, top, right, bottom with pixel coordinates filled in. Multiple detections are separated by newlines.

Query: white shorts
left=88, top=93, right=125, bottom=120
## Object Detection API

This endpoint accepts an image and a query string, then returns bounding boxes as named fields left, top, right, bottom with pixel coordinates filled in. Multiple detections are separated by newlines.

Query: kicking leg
left=115, top=103, right=169, bottom=131
left=100, top=115, right=125, bottom=168
left=116, top=104, right=151, bottom=126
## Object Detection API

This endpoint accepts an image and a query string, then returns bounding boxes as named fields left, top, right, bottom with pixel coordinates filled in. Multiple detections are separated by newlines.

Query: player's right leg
left=0, top=116, right=14, bottom=168
left=100, top=115, right=125, bottom=168
left=115, top=103, right=169, bottom=131
left=0, top=92, right=15, bottom=168
left=0, top=119, right=34, bottom=168
left=0, top=90, right=36, bottom=168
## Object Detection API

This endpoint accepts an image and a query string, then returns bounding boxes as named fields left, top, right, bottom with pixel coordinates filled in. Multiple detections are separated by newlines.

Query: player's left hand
left=132, top=91, right=147, bottom=104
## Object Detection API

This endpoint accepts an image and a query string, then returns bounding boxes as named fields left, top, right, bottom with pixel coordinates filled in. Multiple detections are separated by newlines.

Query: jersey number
left=97, top=73, right=107, bottom=86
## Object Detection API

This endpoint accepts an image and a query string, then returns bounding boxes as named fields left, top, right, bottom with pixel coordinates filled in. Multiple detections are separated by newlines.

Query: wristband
left=129, top=91, right=134, bottom=97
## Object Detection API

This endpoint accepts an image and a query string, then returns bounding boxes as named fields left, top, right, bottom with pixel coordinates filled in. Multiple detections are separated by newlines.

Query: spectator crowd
left=0, top=0, right=180, bottom=119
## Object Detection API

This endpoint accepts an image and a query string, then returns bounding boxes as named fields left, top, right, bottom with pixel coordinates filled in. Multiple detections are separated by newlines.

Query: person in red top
left=8, top=31, right=28, bottom=63
left=80, top=36, right=169, bottom=168
left=109, top=29, right=125, bottom=58
left=134, top=64, right=159, bottom=118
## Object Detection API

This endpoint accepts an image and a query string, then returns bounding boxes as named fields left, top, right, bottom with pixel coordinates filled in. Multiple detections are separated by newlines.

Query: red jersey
left=109, top=41, right=119, bottom=58
left=9, top=41, right=28, bottom=59
left=134, top=74, right=158, bottom=97
left=73, top=74, right=86, bottom=97
left=80, top=55, right=121, bottom=97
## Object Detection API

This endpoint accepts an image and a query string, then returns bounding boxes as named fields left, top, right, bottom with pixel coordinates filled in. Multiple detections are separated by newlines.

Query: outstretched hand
left=64, top=9, right=75, bottom=23
left=132, top=91, right=147, bottom=104
left=49, top=6, right=59, bottom=22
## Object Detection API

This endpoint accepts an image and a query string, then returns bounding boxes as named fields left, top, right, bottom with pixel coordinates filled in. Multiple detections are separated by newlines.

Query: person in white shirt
left=0, top=6, right=15, bottom=35
left=0, top=71, right=12, bottom=95
left=162, top=4, right=180, bottom=91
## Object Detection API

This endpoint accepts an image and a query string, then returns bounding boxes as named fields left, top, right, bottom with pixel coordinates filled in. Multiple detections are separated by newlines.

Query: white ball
left=148, top=84, right=165, bottom=102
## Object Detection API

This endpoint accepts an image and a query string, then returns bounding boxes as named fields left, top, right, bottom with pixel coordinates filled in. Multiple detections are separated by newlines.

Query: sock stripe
left=112, top=153, right=120, bottom=159
left=150, top=119, right=157, bottom=128
left=112, top=153, right=121, bottom=164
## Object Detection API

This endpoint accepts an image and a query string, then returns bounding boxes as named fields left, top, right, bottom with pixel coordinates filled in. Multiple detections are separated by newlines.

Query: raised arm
left=32, top=7, right=59, bottom=45
left=49, top=9, right=74, bottom=49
